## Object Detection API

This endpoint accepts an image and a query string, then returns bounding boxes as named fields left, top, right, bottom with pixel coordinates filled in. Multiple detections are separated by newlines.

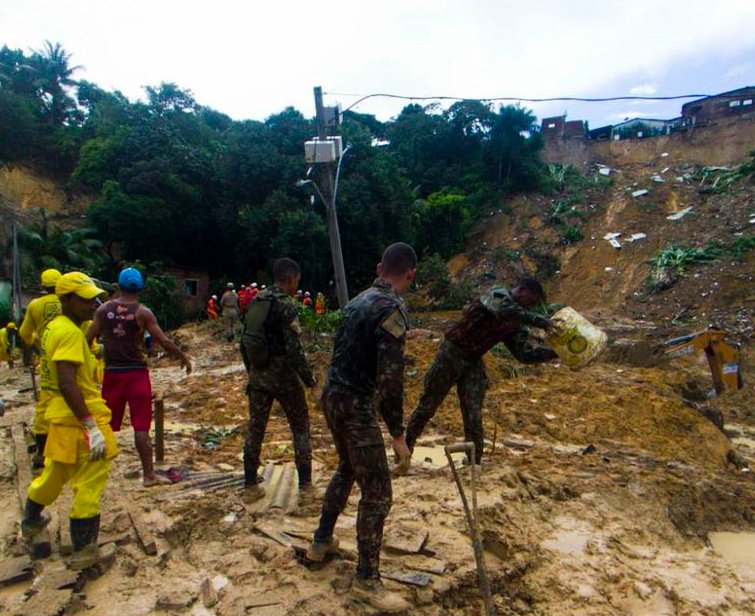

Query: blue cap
left=118, top=268, right=145, bottom=291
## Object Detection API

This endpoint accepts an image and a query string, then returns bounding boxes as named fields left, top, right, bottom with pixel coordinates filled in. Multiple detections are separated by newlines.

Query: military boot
left=350, top=577, right=410, bottom=613
left=306, top=534, right=339, bottom=562
left=20, top=498, right=50, bottom=538
left=240, top=483, right=265, bottom=504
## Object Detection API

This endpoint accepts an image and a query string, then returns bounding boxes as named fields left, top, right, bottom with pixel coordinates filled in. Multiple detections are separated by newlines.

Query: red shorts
left=102, top=369, right=153, bottom=432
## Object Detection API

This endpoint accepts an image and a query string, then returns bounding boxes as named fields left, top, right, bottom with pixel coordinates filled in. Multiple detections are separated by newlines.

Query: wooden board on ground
left=57, top=495, right=73, bottom=556
left=0, top=556, right=34, bottom=587
left=12, top=588, right=77, bottom=616
left=384, top=526, right=429, bottom=554
left=31, top=567, right=86, bottom=592
left=382, top=570, right=432, bottom=587
left=252, top=521, right=309, bottom=553
left=11, top=424, right=51, bottom=559
left=127, top=508, right=158, bottom=556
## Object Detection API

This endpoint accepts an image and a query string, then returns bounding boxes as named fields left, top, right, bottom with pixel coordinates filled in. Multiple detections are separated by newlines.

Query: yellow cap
left=55, top=272, right=106, bottom=300
left=7, top=322, right=16, bottom=329
left=40, top=268, right=62, bottom=288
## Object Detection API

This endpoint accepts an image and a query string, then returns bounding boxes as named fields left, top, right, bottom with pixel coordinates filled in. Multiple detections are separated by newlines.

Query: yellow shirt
left=19, top=293, right=61, bottom=346
left=41, top=315, right=111, bottom=426
left=0, top=328, right=11, bottom=360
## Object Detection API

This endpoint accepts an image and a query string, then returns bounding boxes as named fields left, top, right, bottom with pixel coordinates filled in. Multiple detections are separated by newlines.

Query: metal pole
left=12, top=222, right=22, bottom=321
left=313, top=86, right=349, bottom=309
left=154, top=398, right=165, bottom=463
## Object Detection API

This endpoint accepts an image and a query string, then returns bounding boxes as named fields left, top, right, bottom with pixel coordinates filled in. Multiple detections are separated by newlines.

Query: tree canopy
left=1, top=42, right=552, bottom=295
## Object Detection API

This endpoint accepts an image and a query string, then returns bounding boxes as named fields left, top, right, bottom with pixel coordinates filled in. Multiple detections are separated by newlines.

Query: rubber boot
left=21, top=498, right=50, bottom=538
left=32, top=434, right=47, bottom=470
left=68, top=516, right=106, bottom=570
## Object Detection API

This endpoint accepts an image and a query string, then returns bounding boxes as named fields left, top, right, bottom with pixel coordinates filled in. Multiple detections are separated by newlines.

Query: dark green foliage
left=3, top=43, right=559, bottom=319
left=415, top=254, right=473, bottom=310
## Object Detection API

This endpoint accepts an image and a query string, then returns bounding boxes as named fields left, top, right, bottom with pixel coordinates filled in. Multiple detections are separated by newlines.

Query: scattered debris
left=626, top=233, right=647, bottom=243
left=609, top=239, right=622, bottom=249
left=631, top=189, right=649, bottom=198
left=667, top=206, right=694, bottom=220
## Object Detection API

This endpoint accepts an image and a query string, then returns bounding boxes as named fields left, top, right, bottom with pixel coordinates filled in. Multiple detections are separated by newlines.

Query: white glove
left=82, top=418, right=107, bottom=461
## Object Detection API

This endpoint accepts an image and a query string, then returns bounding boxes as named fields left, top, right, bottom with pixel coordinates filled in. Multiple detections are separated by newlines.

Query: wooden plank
left=127, top=508, right=158, bottom=556
left=154, top=398, right=164, bottom=463
left=382, top=570, right=432, bottom=587
left=12, top=424, right=51, bottom=559
left=384, top=526, right=429, bottom=555
left=32, top=568, right=86, bottom=592
left=13, top=588, right=75, bottom=616
left=57, top=498, right=73, bottom=556
left=0, top=556, right=34, bottom=587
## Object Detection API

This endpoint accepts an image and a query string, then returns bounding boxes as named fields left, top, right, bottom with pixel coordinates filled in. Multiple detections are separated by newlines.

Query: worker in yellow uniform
left=0, top=322, right=19, bottom=368
left=19, top=268, right=63, bottom=348
left=19, top=268, right=63, bottom=469
left=20, top=272, right=118, bottom=571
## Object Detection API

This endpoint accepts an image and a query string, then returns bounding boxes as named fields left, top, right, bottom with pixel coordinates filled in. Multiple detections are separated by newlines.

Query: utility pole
left=313, top=86, right=349, bottom=309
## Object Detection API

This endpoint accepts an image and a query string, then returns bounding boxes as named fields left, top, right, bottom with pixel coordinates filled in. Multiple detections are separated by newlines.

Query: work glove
left=81, top=417, right=107, bottom=461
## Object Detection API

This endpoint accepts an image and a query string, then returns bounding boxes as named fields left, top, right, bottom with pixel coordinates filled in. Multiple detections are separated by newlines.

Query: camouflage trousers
left=243, top=361, right=312, bottom=486
left=314, top=385, right=391, bottom=580
left=405, top=339, right=487, bottom=463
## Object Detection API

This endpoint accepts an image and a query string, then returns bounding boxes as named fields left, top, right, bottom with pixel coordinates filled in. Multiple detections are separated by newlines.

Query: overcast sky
left=2, top=0, right=754, bottom=127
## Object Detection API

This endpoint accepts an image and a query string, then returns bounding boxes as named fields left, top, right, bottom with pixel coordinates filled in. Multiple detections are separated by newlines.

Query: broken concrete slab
left=0, top=556, right=34, bottom=587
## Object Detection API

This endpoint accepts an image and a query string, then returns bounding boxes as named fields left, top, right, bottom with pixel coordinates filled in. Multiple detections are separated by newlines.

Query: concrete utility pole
left=313, top=86, right=349, bottom=309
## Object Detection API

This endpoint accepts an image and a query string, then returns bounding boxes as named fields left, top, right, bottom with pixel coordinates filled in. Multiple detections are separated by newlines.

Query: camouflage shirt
left=327, top=278, right=408, bottom=437
left=445, top=287, right=557, bottom=362
left=242, top=286, right=315, bottom=386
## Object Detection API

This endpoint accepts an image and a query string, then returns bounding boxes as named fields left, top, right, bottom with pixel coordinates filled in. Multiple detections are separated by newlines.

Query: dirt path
left=0, top=321, right=754, bottom=615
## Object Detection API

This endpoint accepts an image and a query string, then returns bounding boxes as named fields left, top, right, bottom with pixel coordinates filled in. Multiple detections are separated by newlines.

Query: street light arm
left=332, top=144, right=351, bottom=210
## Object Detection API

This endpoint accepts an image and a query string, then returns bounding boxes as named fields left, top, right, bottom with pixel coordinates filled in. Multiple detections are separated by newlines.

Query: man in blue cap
left=87, top=268, right=192, bottom=487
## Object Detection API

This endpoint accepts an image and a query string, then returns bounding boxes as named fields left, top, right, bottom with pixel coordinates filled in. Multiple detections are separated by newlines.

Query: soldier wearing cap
left=21, top=272, right=119, bottom=570
left=19, top=268, right=63, bottom=467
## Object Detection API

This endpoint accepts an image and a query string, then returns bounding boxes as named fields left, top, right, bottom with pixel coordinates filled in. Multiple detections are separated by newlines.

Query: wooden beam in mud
left=127, top=508, right=158, bottom=556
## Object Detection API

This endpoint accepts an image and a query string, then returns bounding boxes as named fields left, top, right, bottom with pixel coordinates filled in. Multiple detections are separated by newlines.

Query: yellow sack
left=545, top=307, right=607, bottom=369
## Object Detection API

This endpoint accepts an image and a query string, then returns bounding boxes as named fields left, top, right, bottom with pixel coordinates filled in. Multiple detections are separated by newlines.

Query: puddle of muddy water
left=411, top=445, right=467, bottom=469
left=708, top=532, right=755, bottom=568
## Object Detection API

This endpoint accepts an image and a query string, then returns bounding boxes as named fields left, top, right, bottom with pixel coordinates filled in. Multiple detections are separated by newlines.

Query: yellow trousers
left=28, top=432, right=113, bottom=519
left=32, top=390, right=54, bottom=436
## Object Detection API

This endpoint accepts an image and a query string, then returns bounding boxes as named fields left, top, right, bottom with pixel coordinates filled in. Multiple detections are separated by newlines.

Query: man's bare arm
left=86, top=306, right=105, bottom=346
left=57, top=361, right=93, bottom=421
left=138, top=306, right=192, bottom=373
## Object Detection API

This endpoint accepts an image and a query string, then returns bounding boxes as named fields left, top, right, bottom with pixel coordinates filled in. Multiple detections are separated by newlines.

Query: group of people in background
left=205, top=281, right=329, bottom=342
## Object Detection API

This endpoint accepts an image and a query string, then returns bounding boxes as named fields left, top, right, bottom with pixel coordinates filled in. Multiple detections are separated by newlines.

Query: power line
left=326, top=91, right=713, bottom=114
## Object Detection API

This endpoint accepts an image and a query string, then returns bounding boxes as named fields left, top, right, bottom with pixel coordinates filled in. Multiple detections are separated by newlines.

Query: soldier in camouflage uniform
left=240, top=258, right=316, bottom=503
left=405, top=277, right=558, bottom=464
left=307, top=243, right=416, bottom=614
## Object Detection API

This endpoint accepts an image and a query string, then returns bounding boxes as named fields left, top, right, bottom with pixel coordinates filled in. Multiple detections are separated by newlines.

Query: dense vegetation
left=1, top=42, right=552, bottom=294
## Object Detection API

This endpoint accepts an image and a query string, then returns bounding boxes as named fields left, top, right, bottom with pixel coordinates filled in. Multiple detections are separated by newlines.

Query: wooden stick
left=154, top=398, right=164, bottom=463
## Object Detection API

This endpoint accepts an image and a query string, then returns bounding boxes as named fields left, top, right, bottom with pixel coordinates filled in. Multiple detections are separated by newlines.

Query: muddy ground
left=0, top=316, right=753, bottom=616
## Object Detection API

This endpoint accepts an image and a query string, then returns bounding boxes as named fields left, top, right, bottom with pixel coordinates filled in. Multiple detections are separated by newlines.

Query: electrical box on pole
left=312, top=86, right=349, bottom=309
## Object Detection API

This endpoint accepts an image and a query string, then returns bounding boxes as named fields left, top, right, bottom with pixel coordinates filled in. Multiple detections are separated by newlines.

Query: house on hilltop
left=609, top=117, right=683, bottom=140
left=682, top=86, right=755, bottom=126
left=541, top=115, right=586, bottom=140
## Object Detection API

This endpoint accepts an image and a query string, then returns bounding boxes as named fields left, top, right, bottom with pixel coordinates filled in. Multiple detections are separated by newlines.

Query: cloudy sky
left=2, top=0, right=754, bottom=127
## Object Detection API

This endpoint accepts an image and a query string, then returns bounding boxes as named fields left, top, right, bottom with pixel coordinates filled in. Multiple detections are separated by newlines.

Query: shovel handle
left=445, top=442, right=474, bottom=455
